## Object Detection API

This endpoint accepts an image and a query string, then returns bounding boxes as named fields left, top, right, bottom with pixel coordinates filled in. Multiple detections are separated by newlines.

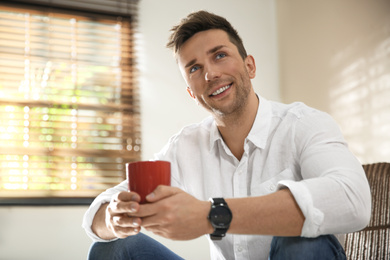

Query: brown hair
left=166, top=10, right=247, bottom=60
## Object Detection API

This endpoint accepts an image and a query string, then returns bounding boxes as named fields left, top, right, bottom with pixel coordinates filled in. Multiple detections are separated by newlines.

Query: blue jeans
left=269, top=235, right=346, bottom=260
left=88, top=233, right=346, bottom=260
left=88, top=233, right=184, bottom=260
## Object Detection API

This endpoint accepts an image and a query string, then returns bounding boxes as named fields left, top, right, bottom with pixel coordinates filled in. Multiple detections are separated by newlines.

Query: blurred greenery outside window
left=0, top=2, right=140, bottom=204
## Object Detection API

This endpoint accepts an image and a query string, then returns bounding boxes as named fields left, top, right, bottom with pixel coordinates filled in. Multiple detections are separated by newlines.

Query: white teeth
left=211, top=84, right=231, bottom=96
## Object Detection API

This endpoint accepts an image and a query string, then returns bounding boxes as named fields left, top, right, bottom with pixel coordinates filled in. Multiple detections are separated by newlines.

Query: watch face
left=210, top=206, right=232, bottom=226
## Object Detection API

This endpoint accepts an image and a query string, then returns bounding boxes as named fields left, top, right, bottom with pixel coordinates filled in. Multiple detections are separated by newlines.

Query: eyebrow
left=184, top=45, right=227, bottom=69
left=207, top=45, right=225, bottom=55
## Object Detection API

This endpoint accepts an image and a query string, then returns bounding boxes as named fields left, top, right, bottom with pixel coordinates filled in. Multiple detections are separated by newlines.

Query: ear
left=245, top=55, right=256, bottom=79
left=186, top=87, right=195, bottom=99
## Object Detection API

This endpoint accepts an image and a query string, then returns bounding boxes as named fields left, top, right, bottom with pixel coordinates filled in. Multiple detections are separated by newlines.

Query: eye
left=189, top=65, right=200, bottom=74
left=216, top=53, right=226, bottom=60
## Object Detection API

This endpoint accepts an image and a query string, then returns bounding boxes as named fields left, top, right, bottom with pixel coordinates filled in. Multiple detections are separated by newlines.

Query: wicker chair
left=344, top=162, right=390, bottom=259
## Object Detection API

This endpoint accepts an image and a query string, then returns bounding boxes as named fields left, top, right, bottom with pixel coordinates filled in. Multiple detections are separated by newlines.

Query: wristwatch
left=208, top=198, right=233, bottom=240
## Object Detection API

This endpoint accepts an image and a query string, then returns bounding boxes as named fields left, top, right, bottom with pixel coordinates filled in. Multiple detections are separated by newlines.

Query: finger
left=112, top=191, right=140, bottom=203
left=143, top=225, right=161, bottom=234
left=140, top=207, right=178, bottom=230
left=140, top=213, right=158, bottom=228
left=145, top=185, right=179, bottom=203
left=112, top=225, right=141, bottom=238
left=119, top=191, right=140, bottom=202
left=109, top=200, right=139, bottom=214
left=112, top=215, right=141, bottom=228
left=110, top=214, right=142, bottom=238
left=143, top=225, right=171, bottom=240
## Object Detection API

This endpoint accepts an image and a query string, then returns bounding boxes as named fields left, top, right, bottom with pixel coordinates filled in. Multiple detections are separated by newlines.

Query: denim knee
left=88, top=233, right=184, bottom=260
left=269, top=235, right=346, bottom=260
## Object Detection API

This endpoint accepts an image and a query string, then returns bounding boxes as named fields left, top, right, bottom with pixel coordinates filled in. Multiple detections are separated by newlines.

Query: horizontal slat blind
left=0, top=4, right=140, bottom=199
left=3, top=0, right=139, bottom=17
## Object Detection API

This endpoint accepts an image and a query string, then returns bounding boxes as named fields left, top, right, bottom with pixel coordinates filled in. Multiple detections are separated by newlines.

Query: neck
left=215, top=91, right=259, bottom=160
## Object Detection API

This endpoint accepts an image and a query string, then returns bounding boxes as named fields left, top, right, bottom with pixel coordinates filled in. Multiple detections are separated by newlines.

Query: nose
left=204, top=64, right=221, bottom=82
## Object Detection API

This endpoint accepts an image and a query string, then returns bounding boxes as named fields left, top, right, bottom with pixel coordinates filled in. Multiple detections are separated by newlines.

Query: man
left=83, top=10, right=371, bottom=260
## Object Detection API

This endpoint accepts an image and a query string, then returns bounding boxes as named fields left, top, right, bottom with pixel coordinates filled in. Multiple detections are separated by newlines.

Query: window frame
left=0, top=1, right=139, bottom=206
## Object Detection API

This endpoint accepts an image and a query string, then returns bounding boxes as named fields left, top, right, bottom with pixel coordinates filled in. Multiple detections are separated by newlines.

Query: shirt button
left=269, top=184, right=276, bottom=191
left=237, top=246, right=243, bottom=252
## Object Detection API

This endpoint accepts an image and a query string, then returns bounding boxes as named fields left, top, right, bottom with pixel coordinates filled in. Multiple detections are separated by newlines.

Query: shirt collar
left=246, top=95, right=272, bottom=149
left=209, top=118, right=221, bottom=151
left=209, top=94, right=272, bottom=151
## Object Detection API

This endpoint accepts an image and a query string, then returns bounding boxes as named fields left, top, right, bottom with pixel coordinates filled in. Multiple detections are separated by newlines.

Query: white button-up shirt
left=83, top=95, right=371, bottom=260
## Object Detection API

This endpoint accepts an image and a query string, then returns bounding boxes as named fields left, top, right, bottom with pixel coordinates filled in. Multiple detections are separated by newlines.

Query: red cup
left=127, top=160, right=171, bottom=204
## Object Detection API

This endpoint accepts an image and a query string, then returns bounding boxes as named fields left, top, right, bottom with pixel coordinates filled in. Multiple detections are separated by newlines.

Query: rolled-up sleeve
left=82, top=180, right=128, bottom=242
left=278, top=111, right=371, bottom=237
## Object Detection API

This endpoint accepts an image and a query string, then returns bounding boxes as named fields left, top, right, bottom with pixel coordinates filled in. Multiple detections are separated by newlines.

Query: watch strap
left=210, top=197, right=226, bottom=205
left=210, top=228, right=227, bottom=240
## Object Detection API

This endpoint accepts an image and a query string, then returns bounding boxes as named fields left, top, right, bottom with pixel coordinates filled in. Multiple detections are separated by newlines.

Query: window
left=0, top=1, right=140, bottom=204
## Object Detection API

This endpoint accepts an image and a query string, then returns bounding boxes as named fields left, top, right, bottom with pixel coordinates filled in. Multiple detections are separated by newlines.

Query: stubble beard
left=199, top=72, right=252, bottom=122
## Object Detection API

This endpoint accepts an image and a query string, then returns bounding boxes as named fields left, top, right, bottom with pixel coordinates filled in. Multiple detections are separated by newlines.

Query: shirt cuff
left=82, top=192, right=118, bottom=243
left=277, top=180, right=324, bottom=237
left=82, top=181, right=128, bottom=242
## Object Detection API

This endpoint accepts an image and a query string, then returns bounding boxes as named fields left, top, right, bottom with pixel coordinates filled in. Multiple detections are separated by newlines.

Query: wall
left=0, top=206, right=91, bottom=260
left=0, top=1, right=279, bottom=259
left=277, top=0, right=390, bottom=164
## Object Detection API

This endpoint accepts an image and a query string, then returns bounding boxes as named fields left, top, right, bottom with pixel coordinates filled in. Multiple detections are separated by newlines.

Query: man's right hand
left=92, top=191, right=142, bottom=240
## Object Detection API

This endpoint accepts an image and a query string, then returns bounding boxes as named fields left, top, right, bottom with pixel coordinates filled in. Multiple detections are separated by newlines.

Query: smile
left=211, top=84, right=232, bottom=96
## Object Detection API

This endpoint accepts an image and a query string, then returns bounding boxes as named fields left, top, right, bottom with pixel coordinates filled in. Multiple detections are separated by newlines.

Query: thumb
left=146, top=185, right=177, bottom=203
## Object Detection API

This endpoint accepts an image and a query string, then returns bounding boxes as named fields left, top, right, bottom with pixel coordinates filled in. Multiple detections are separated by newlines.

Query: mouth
left=210, top=84, right=232, bottom=97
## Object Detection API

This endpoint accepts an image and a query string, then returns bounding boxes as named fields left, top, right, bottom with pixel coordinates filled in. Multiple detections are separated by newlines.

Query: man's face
left=177, top=29, right=256, bottom=118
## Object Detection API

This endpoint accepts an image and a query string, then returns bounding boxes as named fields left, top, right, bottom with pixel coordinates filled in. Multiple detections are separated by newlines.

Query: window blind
left=7, top=0, right=139, bottom=17
left=0, top=3, right=140, bottom=201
